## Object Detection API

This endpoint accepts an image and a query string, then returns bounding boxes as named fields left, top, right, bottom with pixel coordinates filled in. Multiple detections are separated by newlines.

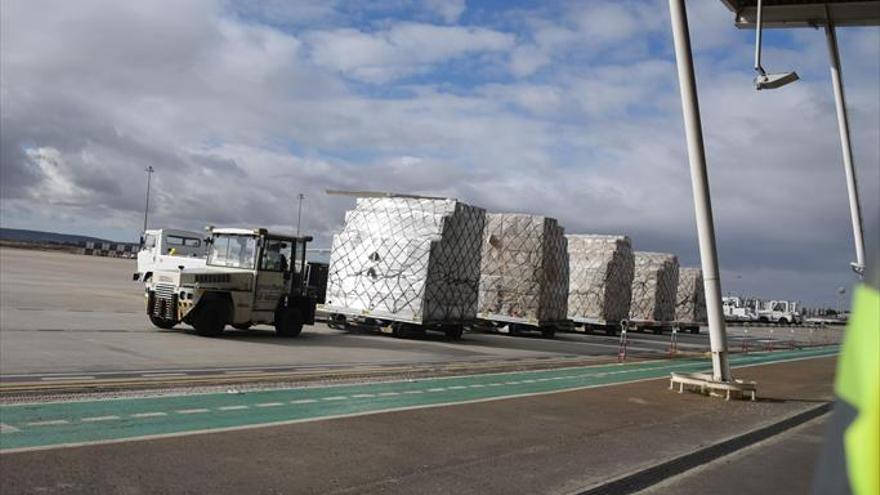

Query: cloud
left=421, top=0, right=466, bottom=23
left=305, top=22, right=515, bottom=82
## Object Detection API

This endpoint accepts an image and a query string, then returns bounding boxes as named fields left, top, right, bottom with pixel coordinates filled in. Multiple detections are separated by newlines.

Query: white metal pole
left=296, top=193, right=305, bottom=236
left=143, top=166, right=154, bottom=233
left=825, top=22, right=866, bottom=278
left=668, top=0, right=731, bottom=382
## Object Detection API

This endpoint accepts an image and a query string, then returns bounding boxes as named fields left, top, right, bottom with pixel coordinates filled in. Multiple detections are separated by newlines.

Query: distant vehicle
left=144, top=227, right=316, bottom=337
left=134, top=229, right=207, bottom=282
left=722, top=296, right=757, bottom=322
left=757, top=300, right=802, bottom=325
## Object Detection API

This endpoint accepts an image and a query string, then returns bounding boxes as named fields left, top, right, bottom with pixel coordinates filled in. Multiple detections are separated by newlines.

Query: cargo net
left=325, top=197, right=485, bottom=324
left=477, top=214, right=568, bottom=324
left=566, top=235, right=634, bottom=324
left=630, top=251, right=679, bottom=322
left=675, top=267, right=707, bottom=323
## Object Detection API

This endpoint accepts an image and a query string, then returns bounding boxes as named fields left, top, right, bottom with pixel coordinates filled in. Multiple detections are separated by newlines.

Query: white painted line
left=40, top=376, right=95, bottom=381
left=521, top=379, right=536, bottom=383
left=176, top=409, right=210, bottom=414
left=378, top=392, right=400, bottom=396
left=141, top=373, right=188, bottom=378
left=486, top=383, right=503, bottom=387
left=468, top=384, right=486, bottom=388
left=290, top=399, right=317, bottom=404
left=131, top=412, right=167, bottom=418
left=322, top=396, right=347, bottom=401
left=504, top=381, right=522, bottom=385
left=223, top=370, right=265, bottom=375
left=81, top=416, right=120, bottom=422
left=218, top=405, right=249, bottom=411
left=351, top=394, right=375, bottom=398
left=26, top=420, right=69, bottom=426
left=0, top=423, right=20, bottom=434
left=255, top=402, right=284, bottom=408
left=403, top=390, right=424, bottom=394
left=448, top=385, right=467, bottom=390
left=427, top=388, right=446, bottom=392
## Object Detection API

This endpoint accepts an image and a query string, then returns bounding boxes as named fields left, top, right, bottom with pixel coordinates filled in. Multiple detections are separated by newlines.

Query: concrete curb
left=575, top=401, right=832, bottom=495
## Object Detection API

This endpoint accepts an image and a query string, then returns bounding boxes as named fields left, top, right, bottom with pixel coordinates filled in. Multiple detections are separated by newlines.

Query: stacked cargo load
left=477, top=214, right=568, bottom=333
left=566, top=235, right=635, bottom=331
left=324, top=197, right=486, bottom=332
left=675, top=267, right=707, bottom=332
left=629, top=252, right=679, bottom=324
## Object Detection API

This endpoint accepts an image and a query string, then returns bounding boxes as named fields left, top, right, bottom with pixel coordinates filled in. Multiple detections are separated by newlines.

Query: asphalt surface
left=0, top=356, right=837, bottom=494
left=638, top=415, right=829, bottom=495
left=0, top=248, right=842, bottom=381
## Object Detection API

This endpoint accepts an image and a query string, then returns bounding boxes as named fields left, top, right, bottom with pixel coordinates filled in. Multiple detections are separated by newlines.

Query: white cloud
left=421, top=0, right=467, bottom=23
left=305, top=22, right=515, bottom=82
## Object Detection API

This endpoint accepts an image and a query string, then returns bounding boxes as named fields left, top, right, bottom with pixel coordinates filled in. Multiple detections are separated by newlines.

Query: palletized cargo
left=324, top=197, right=486, bottom=334
left=629, top=251, right=679, bottom=325
left=566, top=235, right=634, bottom=332
left=675, top=266, right=706, bottom=333
left=476, top=213, right=568, bottom=336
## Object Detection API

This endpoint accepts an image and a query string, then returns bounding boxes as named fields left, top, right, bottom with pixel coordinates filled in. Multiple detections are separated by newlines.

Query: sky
left=1, top=0, right=878, bottom=307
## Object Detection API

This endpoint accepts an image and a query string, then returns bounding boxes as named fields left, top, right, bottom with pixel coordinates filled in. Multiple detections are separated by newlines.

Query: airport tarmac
left=0, top=247, right=845, bottom=494
left=0, top=248, right=842, bottom=381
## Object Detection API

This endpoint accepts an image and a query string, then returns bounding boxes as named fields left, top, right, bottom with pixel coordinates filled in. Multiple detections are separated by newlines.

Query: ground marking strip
left=131, top=412, right=166, bottom=418
left=141, top=373, right=188, bottom=378
left=1, top=349, right=838, bottom=434
left=0, top=351, right=837, bottom=454
left=255, top=402, right=284, bottom=408
left=25, top=420, right=69, bottom=427
left=352, top=394, right=375, bottom=398
left=40, top=376, right=95, bottom=381
left=81, top=416, right=120, bottom=422
left=176, top=409, right=210, bottom=414
left=0, top=423, right=20, bottom=434
left=378, top=392, right=399, bottom=396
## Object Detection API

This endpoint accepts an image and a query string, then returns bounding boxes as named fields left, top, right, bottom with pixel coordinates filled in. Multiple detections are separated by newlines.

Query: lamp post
left=143, top=166, right=154, bottom=233
left=296, top=193, right=305, bottom=236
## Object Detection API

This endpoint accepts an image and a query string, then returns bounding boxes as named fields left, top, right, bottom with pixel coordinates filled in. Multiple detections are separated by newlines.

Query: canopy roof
left=719, top=0, right=880, bottom=27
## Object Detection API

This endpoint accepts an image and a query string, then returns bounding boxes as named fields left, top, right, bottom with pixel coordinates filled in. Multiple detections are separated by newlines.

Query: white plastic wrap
left=324, top=197, right=485, bottom=324
left=477, top=214, right=568, bottom=325
left=629, top=251, right=679, bottom=322
left=675, top=266, right=707, bottom=324
left=566, top=235, right=634, bottom=324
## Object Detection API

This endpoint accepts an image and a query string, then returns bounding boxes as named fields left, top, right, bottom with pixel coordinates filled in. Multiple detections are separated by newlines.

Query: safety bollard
left=667, top=327, right=679, bottom=357
left=617, top=329, right=628, bottom=363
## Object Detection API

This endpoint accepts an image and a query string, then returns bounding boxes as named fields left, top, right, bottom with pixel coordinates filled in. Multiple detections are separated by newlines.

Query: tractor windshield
left=207, top=234, right=257, bottom=269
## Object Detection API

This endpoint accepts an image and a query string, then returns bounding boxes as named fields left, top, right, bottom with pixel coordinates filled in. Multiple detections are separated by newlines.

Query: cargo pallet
left=475, top=314, right=568, bottom=339
left=322, top=309, right=468, bottom=340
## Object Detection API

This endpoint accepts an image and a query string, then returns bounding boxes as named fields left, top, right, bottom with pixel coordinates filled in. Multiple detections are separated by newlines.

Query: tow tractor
left=145, top=227, right=316, bottom=337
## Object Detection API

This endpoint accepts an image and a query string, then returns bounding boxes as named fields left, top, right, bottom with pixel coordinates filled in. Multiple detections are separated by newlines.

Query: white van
left=134, top=229, right=208, bottom=282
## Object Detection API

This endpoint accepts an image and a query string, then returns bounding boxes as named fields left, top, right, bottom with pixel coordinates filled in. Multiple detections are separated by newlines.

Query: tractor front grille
left=150, top=283, right=177, bottom=320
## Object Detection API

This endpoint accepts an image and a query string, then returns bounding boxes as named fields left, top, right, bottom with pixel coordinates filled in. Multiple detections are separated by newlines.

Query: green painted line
left=0, top=347, right=837, bottom=452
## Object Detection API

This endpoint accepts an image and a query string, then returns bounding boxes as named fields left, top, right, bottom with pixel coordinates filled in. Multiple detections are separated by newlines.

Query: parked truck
left=145, top=227, right=317, bottom=337
left=757, top=300, right=802, bottom=325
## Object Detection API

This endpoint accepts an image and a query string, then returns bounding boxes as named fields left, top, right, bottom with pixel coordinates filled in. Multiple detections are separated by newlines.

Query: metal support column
left=668, top=0, right=731, bottom=382
left=825, top=22, right=866, bottom=278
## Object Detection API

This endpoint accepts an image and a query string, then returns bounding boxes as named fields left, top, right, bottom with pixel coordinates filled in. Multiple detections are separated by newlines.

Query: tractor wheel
left=778, top=317, right=789, bottom=325
left=232, top=323, right=252, bottom=330
left=193, top=299, right=228, bottom=337
left=149, top=316, right=176, bottom=329
left=444, top=325, right=464, bottom=340
left=275, top=307, right=304, bottom=337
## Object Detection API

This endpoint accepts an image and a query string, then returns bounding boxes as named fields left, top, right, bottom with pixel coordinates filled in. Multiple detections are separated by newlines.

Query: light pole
left=296, top=193, right=305, bottom=236
left=668, top=0, right=730, bottom=383
left=143, top=166, right=154, bottom=233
